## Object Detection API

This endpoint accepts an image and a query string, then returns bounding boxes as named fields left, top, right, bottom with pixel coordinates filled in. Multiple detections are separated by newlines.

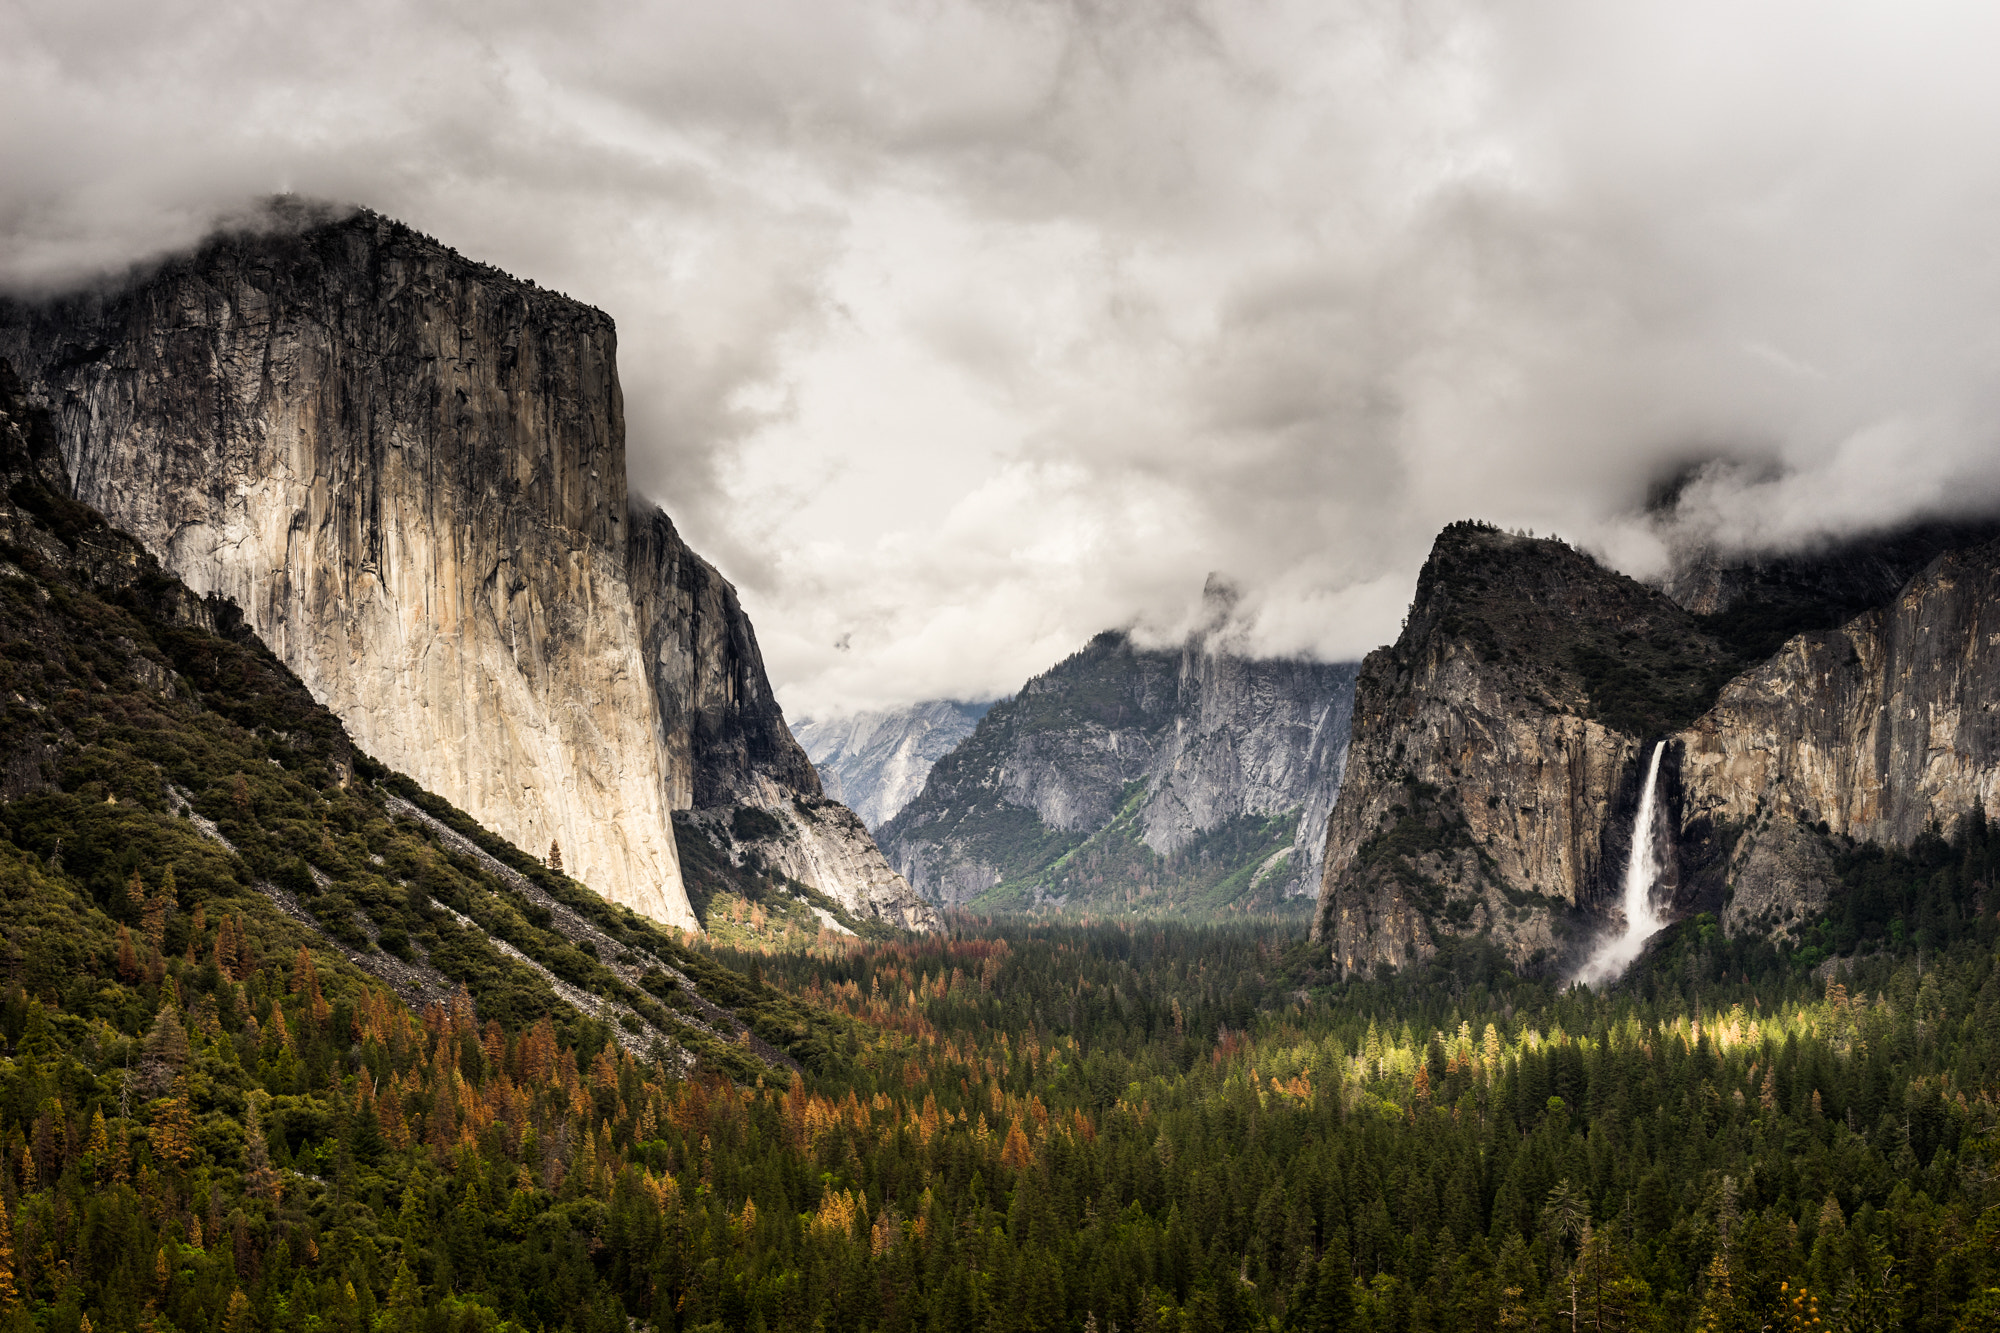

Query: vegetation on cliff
left=1415, top=523, right=1742, bottom=740
left=0, top=359, right=870, bottom=1329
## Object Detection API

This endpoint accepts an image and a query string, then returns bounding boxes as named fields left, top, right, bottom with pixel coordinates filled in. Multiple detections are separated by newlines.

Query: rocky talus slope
left=880, top=608, right=1356, bottom=917
left=0, top=201, right=931, bottom=934
left=1310, top=523, right=1737, bottom=975
left=1313, top=519, right=2000, bottom=976
left=793, top=699, right=994, bottom=828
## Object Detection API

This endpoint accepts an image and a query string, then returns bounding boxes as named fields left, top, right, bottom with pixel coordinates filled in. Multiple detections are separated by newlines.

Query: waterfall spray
left=1576, top=741, right=1669, bottom=987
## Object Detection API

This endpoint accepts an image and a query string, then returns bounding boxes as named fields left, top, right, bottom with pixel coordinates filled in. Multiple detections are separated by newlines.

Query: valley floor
left=3, top=816, right=1997, bottom=1332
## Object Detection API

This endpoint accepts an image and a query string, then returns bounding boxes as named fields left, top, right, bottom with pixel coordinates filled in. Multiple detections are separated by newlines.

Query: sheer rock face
left=880, top=621, right=1356, bottom=911
left=1676, top=538, right=2000, bottom=874
left=793, top=700, right=992, bottom=830
left=1314, top=520, right=2000, bottom=976
left=1311, top=525, right=1729, bottom=976
left=0, top=207, right=692, bottom=929
left=627, top=503, right=933, bottom=925
left=1716, top=816, right=1835, bottom=944
left=626, top=502, right=821, bottom=811
left=0, top=204, right=932, bottom=934
left=1140, top=642, right=1357, bottom=894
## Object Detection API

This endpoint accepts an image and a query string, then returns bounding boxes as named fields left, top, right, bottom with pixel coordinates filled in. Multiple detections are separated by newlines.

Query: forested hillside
left=677, top=831, right=2000, bottom=1333
left=0, top=359, right=856, bottom=1330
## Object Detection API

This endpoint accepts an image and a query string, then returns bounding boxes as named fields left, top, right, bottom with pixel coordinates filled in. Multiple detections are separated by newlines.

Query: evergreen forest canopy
left=1, top=822, right=1997, bottom=1332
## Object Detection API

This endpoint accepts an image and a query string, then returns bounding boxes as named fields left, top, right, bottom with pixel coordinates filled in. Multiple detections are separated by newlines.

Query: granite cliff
left=1675, top=535, right=2000, bottom=940
left=793, top=700, right=994, bottom=829
left=880, top=601, right=1356, bottom=917
left=1312, top=519, right=2000, bottom=977
left=1309, top=523, right=1735, bottom=975
left=0, top=201, right=931, bottom=935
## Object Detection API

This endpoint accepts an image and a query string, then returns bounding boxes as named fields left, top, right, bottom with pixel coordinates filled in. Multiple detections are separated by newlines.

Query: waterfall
left=1576, top=740, right=1669, bottom=987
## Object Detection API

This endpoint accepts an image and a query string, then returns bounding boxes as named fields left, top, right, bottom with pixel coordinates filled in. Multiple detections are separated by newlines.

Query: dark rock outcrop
left=628, top=503, right=824, bottom=809
left=624, top=502, right=933, bottom=926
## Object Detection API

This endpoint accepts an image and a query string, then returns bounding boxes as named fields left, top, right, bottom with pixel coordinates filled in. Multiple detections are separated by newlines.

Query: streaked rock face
left=1676, top=538, right=2000, bottom=873
left=1140, top=642, right=1357, bottom=889
left=0, top=202, right=934, bottom=934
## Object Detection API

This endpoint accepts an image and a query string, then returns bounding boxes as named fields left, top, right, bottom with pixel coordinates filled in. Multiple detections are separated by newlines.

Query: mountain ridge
left=880, top=620, right=1356, bottom=918
left=793, top=698, right=995, bottom=829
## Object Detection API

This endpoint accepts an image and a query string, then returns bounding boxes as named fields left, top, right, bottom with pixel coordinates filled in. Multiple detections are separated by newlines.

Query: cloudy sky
left=8, top=0, right=2000, bottom=717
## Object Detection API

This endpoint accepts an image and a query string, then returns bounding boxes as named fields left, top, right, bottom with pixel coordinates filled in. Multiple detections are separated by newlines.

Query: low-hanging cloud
left=7, top=0, right=2000, bottom=717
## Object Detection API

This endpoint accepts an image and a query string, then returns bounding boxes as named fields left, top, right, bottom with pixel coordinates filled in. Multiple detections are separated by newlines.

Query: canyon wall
left=1313, top=520, right=2000, bottom=976
left=1674, top=538, right=2000, bottom=937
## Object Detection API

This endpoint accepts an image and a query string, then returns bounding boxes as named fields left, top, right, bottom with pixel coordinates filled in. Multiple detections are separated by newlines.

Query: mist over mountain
left=14, top=3, right=2000, bottom=720
left=793, top=699, right=996, bottom=830
left=8, top=8, right=2000, bottom=1332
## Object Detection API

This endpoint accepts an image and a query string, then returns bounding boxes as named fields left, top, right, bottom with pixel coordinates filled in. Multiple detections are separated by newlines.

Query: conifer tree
left=243, top=1096, right=281, bottom=1203
left=0, top=1203, right=18, bottom=1311
left=150, top=1076, right=196, bottom=1169
left=384, top=1260, right=423, bottom=1333
left=83, top=1109, right=108, bottom=1182
left=141, top=884, right=169, bottom=950
left=1313, top=1237, right=1355, bottom=1333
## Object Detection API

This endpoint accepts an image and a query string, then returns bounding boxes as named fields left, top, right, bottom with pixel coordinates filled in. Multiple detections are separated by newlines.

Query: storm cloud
left=7, top=0, right=2000, bottom=715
